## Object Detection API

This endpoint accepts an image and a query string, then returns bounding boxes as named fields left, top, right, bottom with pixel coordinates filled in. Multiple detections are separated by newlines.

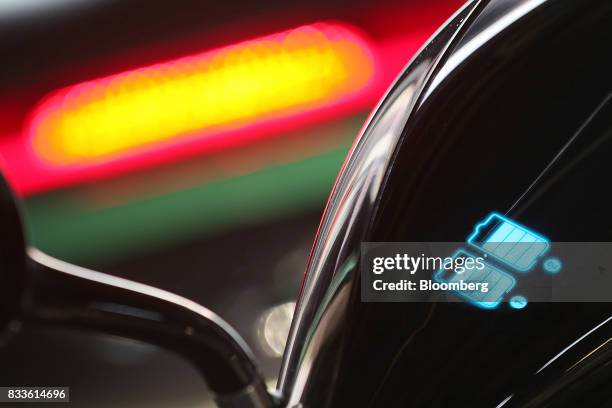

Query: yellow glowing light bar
left=31, top=23, right=374, bottom=165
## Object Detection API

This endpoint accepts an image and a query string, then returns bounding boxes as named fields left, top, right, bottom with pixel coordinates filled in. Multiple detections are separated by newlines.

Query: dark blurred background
left=0, top=0, right=462, bottom=406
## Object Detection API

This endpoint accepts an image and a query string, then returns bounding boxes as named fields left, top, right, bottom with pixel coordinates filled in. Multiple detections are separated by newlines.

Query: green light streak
left=23, top=123, right=361, bottom=264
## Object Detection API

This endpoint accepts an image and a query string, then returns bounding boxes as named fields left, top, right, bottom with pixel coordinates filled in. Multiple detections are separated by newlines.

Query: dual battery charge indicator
left=435, top=212, right=553, bottom=309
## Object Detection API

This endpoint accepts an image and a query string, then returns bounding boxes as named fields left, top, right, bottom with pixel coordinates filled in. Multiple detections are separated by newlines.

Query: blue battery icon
left=467, top=213, right=550, bottom=272
left=434, top=249, right=516, bottom=309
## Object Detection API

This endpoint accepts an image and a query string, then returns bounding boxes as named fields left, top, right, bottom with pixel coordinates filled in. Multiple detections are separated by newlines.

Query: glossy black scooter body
left=278, top=0, right=612, bottom=407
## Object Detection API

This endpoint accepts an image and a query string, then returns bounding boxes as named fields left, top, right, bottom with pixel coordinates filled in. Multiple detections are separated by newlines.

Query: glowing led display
left=468, top=212, right=550, bottom=272
left=30, top=23, right=375, bottom=165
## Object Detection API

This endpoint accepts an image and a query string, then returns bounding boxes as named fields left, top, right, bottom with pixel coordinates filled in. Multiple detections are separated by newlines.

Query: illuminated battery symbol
left=467, top=213, right=550, bottom=272
left=434, top=249, right=516, bottom=309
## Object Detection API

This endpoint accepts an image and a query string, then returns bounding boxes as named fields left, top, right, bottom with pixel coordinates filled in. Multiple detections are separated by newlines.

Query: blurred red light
left=31, top=23, right=375, bottom=166
left=0, top=0, right=464, bottom=196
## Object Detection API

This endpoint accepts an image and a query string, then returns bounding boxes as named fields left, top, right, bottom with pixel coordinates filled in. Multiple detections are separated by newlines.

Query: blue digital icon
left=467, top=213, right=550, bottom=272
left=509, top=295, right=528, bottom=309
left=434, top=249, right=516, bottom=310
left=437, top=212, right=559, bottom=310
left=543, top=257, right=562, bottom=274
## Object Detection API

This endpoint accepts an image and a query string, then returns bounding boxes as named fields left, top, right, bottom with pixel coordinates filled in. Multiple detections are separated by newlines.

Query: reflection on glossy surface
left=25, top=248, right=273, bottom=408
left=278, top=1, right=479, bottom=405
left=504, top=314, right=612, bottom=407
left=280, top=0, right=612, bottom=406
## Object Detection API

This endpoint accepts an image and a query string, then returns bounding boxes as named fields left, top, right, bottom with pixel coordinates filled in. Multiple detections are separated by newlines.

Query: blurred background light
left=31, top=23, right=375, bottom=166
left=0, top=1, right=463, bottom=198
left=257, top=302, right=295, bottom=357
